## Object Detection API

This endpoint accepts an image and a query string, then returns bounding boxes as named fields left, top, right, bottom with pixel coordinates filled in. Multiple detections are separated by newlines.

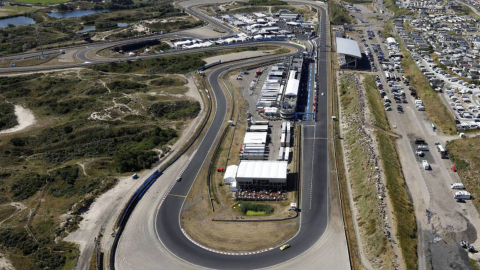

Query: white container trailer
left=281, top=133, right=286, bottom=147
left=451, top=183, right=465, bottom=189
left=282, top=122, right=287, bottom=133
left=286, top=133, right=291, bottom=147
left=454, top=191, right=471, bottom=200
left=278, top=147, right=284, bottom=161
left=284, top=147, right=290, bottom=162
left=287, top=122, right=291, bottom=134
left=248, top=125, right=269, bottom=132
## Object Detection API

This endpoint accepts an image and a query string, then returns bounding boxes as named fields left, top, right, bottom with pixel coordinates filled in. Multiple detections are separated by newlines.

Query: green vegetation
left=148, top=100, right=200, bottom=120
left=0, top=101, right=18, bottom=131
left=239, top=202, right=274, bottom=216
left=219, top=6, right=268, bottom=14
left=93, top=47, right=278, bottom=74
left=470, top=259, right=480, bottom=270
left=339, top=75, right=390, bottom=261
left=0, top=69, right=196, bottom=270
left=147, top=19, right=204, bottom=33
left=376, top=132, right=417, bottom=270
left=384, top=0, right=415, bottom=16
left=458, top=4, right=480, bottom=20
left=447, top=137, right=480, bottom=213
left=150, top=76, right=186, bottom=87
left=363, top=75, right=418, bottom=270
left=0, top=4, right=40, bottom=17
left=364, top=75, right=389, bottom=130
left=13, top=0, right=68, bottom=4
left=0, top=2, right=192, bottom=55
left=92, top=54, right=206, bottom=74
left=246, top=0, right=287, bottom=6
left=329, top=1, right=352, bottom=25
left=401, top=49, right=456, bottom=134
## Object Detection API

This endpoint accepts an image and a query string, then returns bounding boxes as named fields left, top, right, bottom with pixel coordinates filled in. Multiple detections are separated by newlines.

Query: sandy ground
left=0, top=104, right=35, bottom=135
left=65, top=75, right=206, bottom=270
left=0, top=253, right=14, bottom=270
left=180, top=26, right=226, bottom=38
left=203, top=50, right=275, bottom=65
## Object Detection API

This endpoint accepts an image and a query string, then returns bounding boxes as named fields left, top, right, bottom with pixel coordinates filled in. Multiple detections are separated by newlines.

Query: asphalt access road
left=152, top=4, right=331, bottom=270
left=0, top=3, right=234, bottom=62
left=0, top=41, right=299, bottom=74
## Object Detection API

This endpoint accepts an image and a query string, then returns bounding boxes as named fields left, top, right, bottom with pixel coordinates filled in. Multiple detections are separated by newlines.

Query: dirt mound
left=431, top=212, right=477, bottom=243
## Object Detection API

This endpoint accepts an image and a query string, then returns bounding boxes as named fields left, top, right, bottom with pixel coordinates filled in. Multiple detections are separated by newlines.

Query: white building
left=236, top=160, right=288, bottom=189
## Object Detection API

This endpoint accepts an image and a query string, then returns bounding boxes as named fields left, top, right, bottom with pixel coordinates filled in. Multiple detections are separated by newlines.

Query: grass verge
left=333, top=79, right=363, bottom=270
left=375, top=131, right=418, bottom=270
left=339, top=75, right=391, bottom=263
left=364, top=75, right=418, bottom=270
left=447, top=137, right=480, bottom=213
left=399, top=43, right=456, bottom=134
left=329, top=1, right=353, bottom=25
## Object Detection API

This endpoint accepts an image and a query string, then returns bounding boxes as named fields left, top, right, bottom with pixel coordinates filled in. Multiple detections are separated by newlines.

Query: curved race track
left=150, top=2, right=331, bottom=270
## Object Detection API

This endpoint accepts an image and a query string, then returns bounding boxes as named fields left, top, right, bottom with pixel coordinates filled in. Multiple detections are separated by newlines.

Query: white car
left=422, top=160, right=431, bottom=170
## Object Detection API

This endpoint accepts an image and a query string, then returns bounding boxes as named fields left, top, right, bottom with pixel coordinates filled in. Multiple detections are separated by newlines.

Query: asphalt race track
left=151, top=3, right=331, bottom=270
left=0, top=1, right=335, bottom=268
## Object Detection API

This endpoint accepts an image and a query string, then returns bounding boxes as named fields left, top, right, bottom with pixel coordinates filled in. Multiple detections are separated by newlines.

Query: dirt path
left=0, top=104, right=36, bottom=135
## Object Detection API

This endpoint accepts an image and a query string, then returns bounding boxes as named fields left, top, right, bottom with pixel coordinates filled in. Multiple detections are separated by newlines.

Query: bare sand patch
left=0, top=105, right=35, bottom=135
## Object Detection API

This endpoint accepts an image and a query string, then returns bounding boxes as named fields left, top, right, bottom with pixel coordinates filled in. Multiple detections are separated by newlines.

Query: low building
left=236, top=160, right=288, bottom=189
left=336, top=37, right=362, bottom=69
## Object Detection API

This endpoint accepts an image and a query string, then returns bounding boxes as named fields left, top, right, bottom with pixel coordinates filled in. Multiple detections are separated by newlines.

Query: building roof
left=284, top=70, right=299, bottom=97
left=224, top=165, right=238, bottom=183
left=336, top=37, right=362, bottom=58
left=243, top=132, right=267, bottom=145
left=386, top=37, right=397, bottom=44
left=236, top=161, right=288, bottom=180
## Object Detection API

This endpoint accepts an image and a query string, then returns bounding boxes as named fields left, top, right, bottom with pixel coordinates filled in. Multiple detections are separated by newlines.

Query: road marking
left=303, top=137, right=328, bottom=140
left=169, top=194, right=186, bottom=198
left=309, top=124, right=317, bottom=210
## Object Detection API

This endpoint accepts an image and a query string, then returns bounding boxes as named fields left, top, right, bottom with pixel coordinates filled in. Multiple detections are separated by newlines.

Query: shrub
left=239, top=202, right=274, bottom=215
left=114, top=150, right=158, bottom=172
left=0, top=101, right=17, bottom=131
left=148, top=100, right=200, bottom=120
left=10, top=137, right=26, bottom=147
left=11, top=174, right=53, bottom=200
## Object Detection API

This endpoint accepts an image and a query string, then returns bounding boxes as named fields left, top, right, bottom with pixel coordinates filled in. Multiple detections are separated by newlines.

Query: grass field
left=400, top=48, right=456, bottom=134
left=363, top=75, right=418, bottom=270
left=0, top=70, right=196, bottom=270
left=447, top=137, right=480, bottom=213
left=364, top=75, right=389, bottom=130
left=13, top=0, right=68, bottom=4
left=339, top=75, right=393, bottom=266
left=375, top=131, right=418, bottom=270
left=246, top=210, right=267, bottom=216
left=0, top=5, right=39, bottom=17
left=329, top=1, right=352, bottom=25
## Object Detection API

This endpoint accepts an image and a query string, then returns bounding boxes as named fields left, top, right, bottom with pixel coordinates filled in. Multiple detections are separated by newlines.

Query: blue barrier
left=116, top=169, right=163, bottom=227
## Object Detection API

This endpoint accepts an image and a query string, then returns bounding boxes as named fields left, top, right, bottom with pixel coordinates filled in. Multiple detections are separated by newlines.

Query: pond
left=77, top=22, right=130, bottom=33
left=48, top=9, right=110, bottom=19
left=0, top=16, right=35, bottom=28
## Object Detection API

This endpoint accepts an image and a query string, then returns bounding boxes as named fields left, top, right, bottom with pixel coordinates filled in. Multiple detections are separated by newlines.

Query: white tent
left=224, top=165, right=238, bottom=184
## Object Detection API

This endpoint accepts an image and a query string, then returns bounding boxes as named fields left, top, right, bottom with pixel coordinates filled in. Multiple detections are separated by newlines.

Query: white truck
left=454, top=191, right=471, bottom=200
left=451, top=183, right=465, bottom=190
